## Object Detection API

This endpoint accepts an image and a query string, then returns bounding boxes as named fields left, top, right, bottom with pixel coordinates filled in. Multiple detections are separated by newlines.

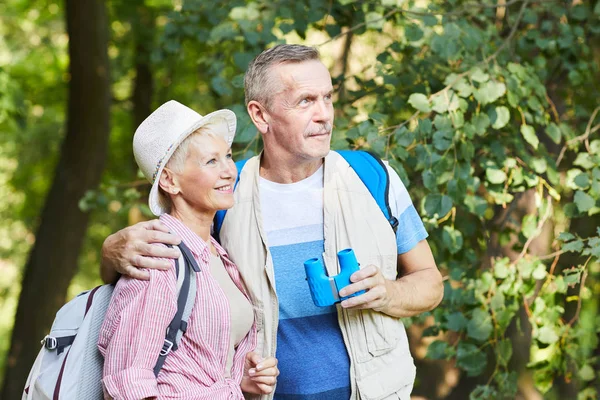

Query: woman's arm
left=98, top=264, right=177, bottom=400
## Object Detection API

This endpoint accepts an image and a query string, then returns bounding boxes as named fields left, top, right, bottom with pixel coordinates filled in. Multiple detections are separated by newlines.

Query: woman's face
left=168, top=135, right=237, bottom=214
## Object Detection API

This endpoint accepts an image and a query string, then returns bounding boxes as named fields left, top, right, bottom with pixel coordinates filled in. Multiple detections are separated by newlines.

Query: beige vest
left=220, top=151, right=416, bottom=400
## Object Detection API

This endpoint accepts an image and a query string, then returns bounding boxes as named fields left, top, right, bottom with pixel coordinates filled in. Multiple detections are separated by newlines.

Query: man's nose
left=313, top=98, right=331, bottom=122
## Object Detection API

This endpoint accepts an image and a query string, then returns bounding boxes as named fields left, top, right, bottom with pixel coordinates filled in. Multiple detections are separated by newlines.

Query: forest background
left=0, top=0, right=599, bottom=399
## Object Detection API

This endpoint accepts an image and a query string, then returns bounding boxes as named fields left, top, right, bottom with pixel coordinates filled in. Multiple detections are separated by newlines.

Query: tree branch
left=556, top=106, right=600, bottom=167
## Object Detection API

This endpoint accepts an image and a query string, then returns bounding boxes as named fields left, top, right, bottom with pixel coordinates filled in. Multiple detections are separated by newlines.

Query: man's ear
left=247, top=100, right=270, bottom=135
left=158, top=168, right=180, bottom=195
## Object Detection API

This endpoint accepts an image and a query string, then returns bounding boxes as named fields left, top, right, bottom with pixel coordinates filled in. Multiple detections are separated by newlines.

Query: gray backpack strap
left=175, top=242, right=200, bottom=345
left=153, top=242, right=200, bottom=377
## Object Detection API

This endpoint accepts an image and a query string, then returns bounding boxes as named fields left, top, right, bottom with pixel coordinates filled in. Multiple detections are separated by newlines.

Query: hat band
left=152, top=142, right=175, bottom=182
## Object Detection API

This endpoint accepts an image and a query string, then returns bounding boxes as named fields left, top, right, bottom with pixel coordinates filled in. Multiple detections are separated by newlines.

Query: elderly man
left=101, top=44, right=443, bottom=400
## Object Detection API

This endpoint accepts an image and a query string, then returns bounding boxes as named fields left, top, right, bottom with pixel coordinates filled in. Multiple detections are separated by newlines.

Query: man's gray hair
left=244, top=44, right=320, bottom=109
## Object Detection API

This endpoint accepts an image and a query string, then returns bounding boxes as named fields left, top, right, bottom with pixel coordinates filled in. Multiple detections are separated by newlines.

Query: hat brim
left=148, top=109, right=237, bottom=216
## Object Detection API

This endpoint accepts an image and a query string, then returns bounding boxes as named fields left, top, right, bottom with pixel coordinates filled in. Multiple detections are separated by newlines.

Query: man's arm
left=100, top=220, right=182, bottom=283
left=339, top=239, right=443, bottom=318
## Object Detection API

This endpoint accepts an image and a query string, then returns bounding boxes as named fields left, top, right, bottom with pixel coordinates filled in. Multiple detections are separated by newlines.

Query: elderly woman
left=98, top=100, right=278, bottom=399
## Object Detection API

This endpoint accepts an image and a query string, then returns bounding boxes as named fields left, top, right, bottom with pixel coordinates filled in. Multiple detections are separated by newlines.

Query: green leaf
left=229, top=5, right=260, bottom=20
left=557, top=232, right=575, bottom=241
left=574, top=173, right=590, bottom=189
left=490, top=291, right=505, bottom=311
left=465, top=195, right=488, bottom=217
left=467, top=308, right=493, bottom=342
left=405, top=24, right=424, bottom=42
left=211, top=76, right=232, bottom=97
left=579, top=364, right=596, bottom=382
left=531, top=158, right=547, bottom=174
left=418, top=119, right=433, bottom=135
left=494, top=258, right=510, bottom=279
left=486, top=168, right=507, bottom=184
left=574, top=190, right=595, bottom=212
left=433, top=130, right=453, bottom=151
left=426, top=340, right=449, bottom=360
left=537, top=326, right=559, bottom=345
left=422, top=170, right=438, bottom=191
left=491, top=106, right=510, bottom=129
left=365, top=12, right=385, bottom=30
left=474, top=81, right=506, bottom=105
left=443, top=226, right=464, bottom=254
left=446, top=312, right=468, bottom=331
left=445, top=74, right=473, bottom=97
left=532, top=262, right=547, bottom=280
left=432, top=91, right=460, bottom=113
left=473, top=113, right=491, bottom=135
left=521, top=214, right=538, bottom=238
left=574, top=153, right=595, bottom=170
left=520, top=125, right=539, bottom=149
left=562, top=239, right=584, bottom=253
left=457, top=343, right=487, bottom=376
left=546, top=123, right=562, bottom=144
left=471, top=68, right=489, bottom=83
left=424, top=194, right=453, bottom=218
left=408, top=93, right=431, bottom=113
left=497, top=339, right=513, bottom=367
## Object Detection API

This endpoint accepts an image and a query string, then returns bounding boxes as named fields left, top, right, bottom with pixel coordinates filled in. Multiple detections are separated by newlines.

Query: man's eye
left=299, top=98, right=310, bottom=105
left=324, top=94, right=332, bottom=102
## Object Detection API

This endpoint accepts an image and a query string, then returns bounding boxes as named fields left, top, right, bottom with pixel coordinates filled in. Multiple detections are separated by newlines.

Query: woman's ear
left=158, top=168, right=180, bottom=196
left=247, top=100, right=270, bottom=135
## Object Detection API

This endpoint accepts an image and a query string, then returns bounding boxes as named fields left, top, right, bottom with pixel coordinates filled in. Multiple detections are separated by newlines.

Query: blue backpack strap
left=336, top=150, right=399, bottom=233
left=213, top=158, right=249, bottom=242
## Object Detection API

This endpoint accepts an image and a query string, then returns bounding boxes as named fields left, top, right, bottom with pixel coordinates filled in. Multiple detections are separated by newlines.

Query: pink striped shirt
left=98, top=214, right=257, bottom=400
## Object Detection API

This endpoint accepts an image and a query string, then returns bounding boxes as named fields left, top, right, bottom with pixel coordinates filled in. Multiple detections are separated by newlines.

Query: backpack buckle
left=389, top=217, right=399, bottom=233
left=160, top=339, right=174, bottom=356
left=42, top=335, right=58, bottom=350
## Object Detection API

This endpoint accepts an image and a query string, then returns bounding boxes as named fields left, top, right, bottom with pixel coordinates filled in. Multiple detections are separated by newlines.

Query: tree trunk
left=131, top=2, right=155, bottom=174
left=0, top=0, right=110, bottom=397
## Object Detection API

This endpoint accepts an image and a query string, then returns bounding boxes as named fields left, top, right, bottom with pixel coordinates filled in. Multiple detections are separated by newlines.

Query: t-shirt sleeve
left=385, top=163, right=429, bottom=254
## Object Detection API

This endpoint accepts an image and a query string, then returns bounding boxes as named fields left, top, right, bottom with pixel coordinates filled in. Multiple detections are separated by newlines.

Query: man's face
left=263, top=59, right=334, bottom=163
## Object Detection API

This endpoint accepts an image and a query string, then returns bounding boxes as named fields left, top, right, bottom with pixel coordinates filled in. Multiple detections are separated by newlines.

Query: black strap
left=179, top=241, right=201, bottom=272
left=153, top=243, right=195, bottom=377
left=43, top=335, right=76, bottom=355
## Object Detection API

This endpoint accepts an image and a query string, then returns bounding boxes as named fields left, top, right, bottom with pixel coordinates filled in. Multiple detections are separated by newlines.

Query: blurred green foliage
left=0, top=0, right=599, bottom=398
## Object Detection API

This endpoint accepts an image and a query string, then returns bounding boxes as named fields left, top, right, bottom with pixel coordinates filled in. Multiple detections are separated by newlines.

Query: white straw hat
left=133, top=100, right=237, bottom=216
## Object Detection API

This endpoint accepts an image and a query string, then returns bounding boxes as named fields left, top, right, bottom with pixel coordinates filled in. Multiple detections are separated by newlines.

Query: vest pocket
left=362, top=312, right=401, bottom=357
left=345, top=309, right=405, bottom=363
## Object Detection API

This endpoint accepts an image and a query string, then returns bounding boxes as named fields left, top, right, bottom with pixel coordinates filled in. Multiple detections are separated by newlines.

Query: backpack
left=22, top=242, right=199, bottom=400
left=214, top=150, right=399, bottom=240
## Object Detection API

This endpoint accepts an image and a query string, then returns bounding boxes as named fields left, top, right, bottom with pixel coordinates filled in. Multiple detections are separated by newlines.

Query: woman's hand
left=241, top=352, right=279, bottom=395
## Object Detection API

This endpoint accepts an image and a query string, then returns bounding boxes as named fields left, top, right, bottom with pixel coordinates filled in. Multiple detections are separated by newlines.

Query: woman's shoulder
left=114, top=256, right=177, bottom=296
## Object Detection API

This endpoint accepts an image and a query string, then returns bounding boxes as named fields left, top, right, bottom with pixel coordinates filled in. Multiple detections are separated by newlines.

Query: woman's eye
left=206, top=159, right=216, bottom=165
left=226, top=153, right=233, bottom=159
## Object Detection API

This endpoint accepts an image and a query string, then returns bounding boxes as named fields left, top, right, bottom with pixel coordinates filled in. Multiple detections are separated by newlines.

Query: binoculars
left=304, top=248, right=366, bottom=307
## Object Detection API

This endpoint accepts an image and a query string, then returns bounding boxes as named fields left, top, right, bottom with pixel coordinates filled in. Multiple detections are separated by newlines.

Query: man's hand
left=338, top=240, right=443, bottom=318
left=241, top=352, right=279, bottom=395
left=100, top=220, right=181, bottom=283
left=338, top=265, right=392, bottom=312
